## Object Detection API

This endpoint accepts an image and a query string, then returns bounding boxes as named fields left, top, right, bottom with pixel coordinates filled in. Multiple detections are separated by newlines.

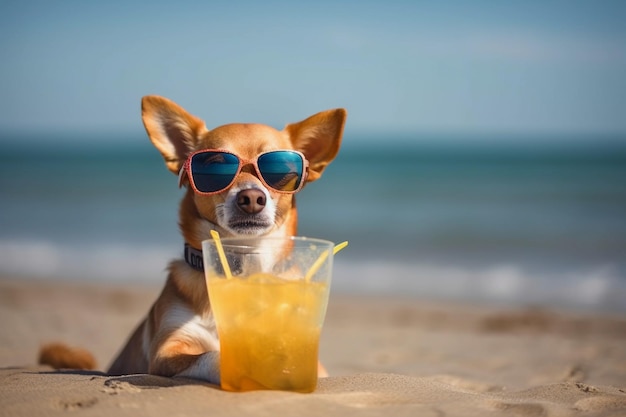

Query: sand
left=1, top=277, right=625, bottom=416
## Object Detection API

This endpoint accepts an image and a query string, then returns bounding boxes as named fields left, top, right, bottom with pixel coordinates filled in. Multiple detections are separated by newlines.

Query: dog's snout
left=236, top=189, right=267, bottom=215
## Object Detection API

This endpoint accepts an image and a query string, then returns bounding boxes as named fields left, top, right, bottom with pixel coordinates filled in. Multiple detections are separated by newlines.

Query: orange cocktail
left=202, top=237, right=334, bottom=392
left=208, top=273, right=328, bottom=392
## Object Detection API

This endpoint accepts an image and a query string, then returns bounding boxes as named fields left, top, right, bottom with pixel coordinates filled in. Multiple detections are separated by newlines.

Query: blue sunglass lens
left=190, top=152, right=239, bottom=193
left=257, top=151, right=304, bottom=192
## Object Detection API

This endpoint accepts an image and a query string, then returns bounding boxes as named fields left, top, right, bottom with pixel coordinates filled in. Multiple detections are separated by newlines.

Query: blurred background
left=1, top=1, right=625, bottom=312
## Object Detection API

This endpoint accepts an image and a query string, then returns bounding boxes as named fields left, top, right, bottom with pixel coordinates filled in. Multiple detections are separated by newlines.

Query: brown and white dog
left=40, top=96, right=346, bottom=384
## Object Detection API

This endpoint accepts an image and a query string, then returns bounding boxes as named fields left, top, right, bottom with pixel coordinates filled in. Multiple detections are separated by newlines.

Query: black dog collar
left=184, top=244, right=204, bottom=272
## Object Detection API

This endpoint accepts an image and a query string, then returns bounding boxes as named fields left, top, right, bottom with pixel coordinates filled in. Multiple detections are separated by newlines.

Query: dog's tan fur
left=39, top=96, right=346, bottom=383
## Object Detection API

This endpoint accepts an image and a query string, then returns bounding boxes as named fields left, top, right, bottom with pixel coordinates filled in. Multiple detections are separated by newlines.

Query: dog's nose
left=236, top=189, right=267, bottom=215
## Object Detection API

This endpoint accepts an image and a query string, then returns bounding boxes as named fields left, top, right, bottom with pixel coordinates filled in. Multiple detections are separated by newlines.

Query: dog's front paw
left=176, top=351, right=220, bottom=385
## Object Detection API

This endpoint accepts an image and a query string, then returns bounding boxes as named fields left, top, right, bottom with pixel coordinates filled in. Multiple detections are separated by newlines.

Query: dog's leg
left=147, top=301, right=221, bottom=384
left=151, top=343, right=220, bottom=384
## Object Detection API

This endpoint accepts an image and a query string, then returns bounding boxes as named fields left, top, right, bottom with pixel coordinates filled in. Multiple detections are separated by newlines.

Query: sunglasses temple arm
left=303, top=160, right=310, bottom=184
left=178, top=166, right=187, bottom=188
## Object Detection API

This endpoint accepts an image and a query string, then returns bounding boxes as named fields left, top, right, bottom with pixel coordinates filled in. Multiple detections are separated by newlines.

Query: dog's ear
left=285, top=108, right=347, bottom=182
left=141, top=95, right=208, bottom=174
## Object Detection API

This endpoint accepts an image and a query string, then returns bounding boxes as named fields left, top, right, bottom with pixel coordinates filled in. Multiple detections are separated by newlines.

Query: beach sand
left=1, top=277, right=625, bottom=416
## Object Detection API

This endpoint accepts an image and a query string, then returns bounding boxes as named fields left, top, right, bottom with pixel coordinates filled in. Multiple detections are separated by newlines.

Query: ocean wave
left=333, top=260, right=626, bottom=313
left=1, top=239, right=624, bottom=312
left=0, top=239, right=178, bottom=283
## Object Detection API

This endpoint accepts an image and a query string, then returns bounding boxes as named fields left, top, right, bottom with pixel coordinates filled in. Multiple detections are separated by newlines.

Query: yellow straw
left=305, top=241, right=348, bottom=282
left=210, top=230, right=233, bottom=279
left=332, top=241, right=349, bottom=255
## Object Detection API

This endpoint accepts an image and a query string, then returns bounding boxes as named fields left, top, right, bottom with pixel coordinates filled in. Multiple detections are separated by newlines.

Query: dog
left=39, top=95, right=346, bottom=384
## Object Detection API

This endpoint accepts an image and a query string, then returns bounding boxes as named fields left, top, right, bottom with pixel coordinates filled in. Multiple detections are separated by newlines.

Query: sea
left=1, top=132, right=625, bottom=313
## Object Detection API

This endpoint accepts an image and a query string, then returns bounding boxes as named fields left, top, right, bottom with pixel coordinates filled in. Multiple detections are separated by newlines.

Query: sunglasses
left=179, top=149, right=309, bottom=195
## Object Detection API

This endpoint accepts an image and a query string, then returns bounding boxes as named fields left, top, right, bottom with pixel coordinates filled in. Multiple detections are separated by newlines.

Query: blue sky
left=1, top=1, right=625, bottom=140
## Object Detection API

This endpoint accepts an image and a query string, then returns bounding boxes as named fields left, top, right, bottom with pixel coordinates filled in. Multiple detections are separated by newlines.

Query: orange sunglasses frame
left=178, top=149, right=309, bottom=195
